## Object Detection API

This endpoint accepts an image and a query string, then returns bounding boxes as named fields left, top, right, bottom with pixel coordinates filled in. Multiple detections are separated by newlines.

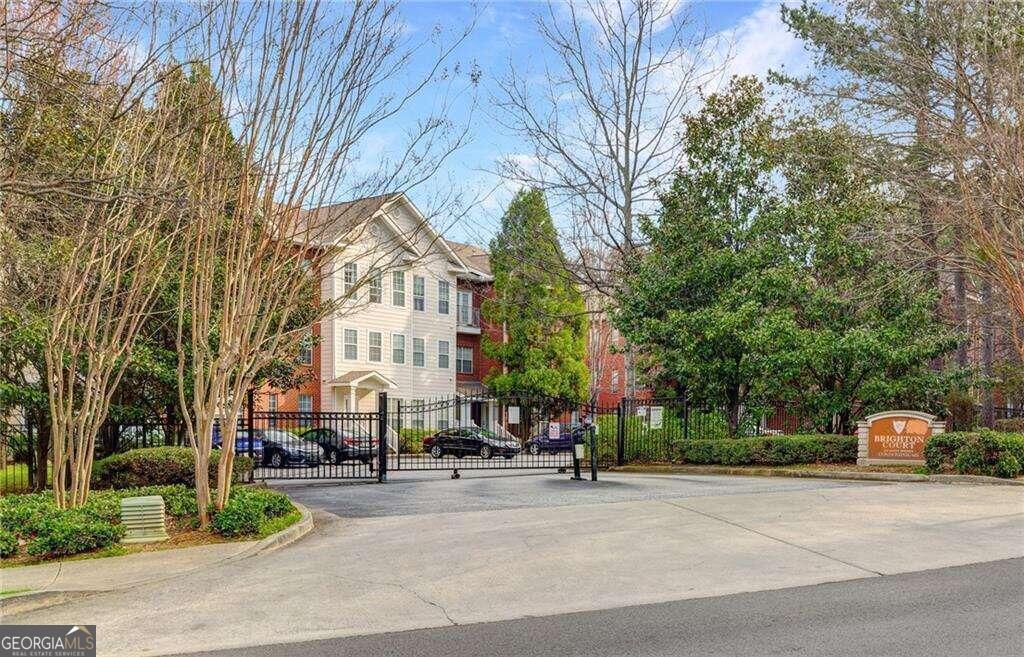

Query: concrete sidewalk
left=0, top=502, right=312, bottom=615
left=4, top=475, right=1022, bottom=657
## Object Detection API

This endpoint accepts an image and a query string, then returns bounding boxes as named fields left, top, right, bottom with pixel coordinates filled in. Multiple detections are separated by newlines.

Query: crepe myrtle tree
left=1, top=1, right=209, bottom=507
left=169, top=1, right=476, bottom=524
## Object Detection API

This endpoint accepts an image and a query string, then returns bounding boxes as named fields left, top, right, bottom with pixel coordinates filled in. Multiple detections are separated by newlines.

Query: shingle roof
left=445, top=239, right=491, bottom=276
left=298, top=193, right=398, bottom=242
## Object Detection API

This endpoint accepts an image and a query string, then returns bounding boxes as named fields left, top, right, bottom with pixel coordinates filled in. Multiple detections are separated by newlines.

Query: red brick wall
left=457, top=279, right=502, bottom=385
left=255, top=317, right=322, bottom=413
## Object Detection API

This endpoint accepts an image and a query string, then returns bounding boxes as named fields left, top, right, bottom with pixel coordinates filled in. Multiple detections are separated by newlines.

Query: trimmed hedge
left=211, top=486, right=295, bottom=537
left=673, top=434, right=856, bottom=466
left=994, top=418, right=1024, bottom=433
left=924, top=430, right=1024, bottom=478
left=92, top=447, right=252, bottom=489
left=0, top=485, right=198, bottom=559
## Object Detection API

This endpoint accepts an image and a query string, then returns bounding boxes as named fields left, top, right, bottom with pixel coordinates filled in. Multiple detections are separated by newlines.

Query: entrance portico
left=327, top=370, right=397, bottom=412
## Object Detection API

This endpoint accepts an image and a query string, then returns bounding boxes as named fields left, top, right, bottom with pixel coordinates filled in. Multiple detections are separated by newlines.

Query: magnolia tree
left=170, top=1, right=475, bottom=523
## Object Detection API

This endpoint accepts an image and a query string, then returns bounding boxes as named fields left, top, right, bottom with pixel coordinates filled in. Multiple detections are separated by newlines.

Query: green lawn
left=1, top=463, right=50, bottom=494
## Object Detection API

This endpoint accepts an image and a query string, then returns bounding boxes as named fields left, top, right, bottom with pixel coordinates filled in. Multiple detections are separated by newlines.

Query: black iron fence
left=3, top=398, right=1021, bottom=493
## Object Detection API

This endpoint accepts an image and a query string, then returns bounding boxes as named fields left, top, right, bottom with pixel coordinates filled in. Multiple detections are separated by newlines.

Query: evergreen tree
left=482, top=189, right=589, bottom=402
left=615, top=78, right=956, bottom=434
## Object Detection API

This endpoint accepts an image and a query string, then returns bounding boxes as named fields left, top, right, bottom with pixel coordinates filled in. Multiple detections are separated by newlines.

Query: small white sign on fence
left=548, top=421, right=560, bottom=441
left=635, top=406, right=647, bottom=417
left=649, top=406, right=664, bottom=429
left=507, top=406, right=520, bottom=425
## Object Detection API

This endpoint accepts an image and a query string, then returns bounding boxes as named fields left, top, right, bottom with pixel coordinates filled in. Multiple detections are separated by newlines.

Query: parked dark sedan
left=259, top=428, right=323, bottom=468
left=300, top=427, right=377, bottom=465
left=524, top=424, right=587, bottom=455
left=423, top=427, right=521, bottom=459
left=213, top=430, right=264, bottom=464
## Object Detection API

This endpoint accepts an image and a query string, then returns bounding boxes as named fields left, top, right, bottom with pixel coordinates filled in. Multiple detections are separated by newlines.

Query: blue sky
left=363, top=1, right=812, bottom=247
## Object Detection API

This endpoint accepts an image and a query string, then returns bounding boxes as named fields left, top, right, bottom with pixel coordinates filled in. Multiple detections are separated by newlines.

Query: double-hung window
left=437, top=340, right=450, bottom=369
left=437, top=280, right=450, bottom=314
left=392, top=271, right=405, bottom=306
left=368, top=270, right=382, bottom=303
left=368, top=331, right=382, bottom=362
left=392, top=334, right=406, bottom=364
left=343, top=329, right=358, bottom=360
left=297, top=331, right=313, bottom=365
left=413, top=275, right=425, bottom=311
left=343, top=262, right=357, bottom=295
left=412, top=337, right=425, bottom=367
left=456, top=346, right=473, bottom=374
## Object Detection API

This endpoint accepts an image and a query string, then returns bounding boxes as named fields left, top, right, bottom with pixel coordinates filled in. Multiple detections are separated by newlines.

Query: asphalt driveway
left=270, top=468, right=873, bottom=517
left=6, top=471, right=1023, bottom=657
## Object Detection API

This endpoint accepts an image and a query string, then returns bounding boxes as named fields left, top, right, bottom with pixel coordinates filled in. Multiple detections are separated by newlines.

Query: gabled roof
left=327, top=370, right=397, bottom=389
left=445, top=239, right=492, bottom=279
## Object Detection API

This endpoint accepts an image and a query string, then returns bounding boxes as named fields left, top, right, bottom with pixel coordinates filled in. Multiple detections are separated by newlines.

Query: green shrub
left=674, top=434, right=856, bottom=466
left=92, top=447, right=252, bottom=489
left=943, top=390, right=978, bottom=431
left=0, top=491, right=56, bottom=538
left=211, top=486, right=295, bottom=537
left=399, top=428, right=433, bottom=455
left=924, top=430, right=1024, bottom=478
left=26, top=510, right=124, bottom=558
left=994, top=418, right=1024, bottom=433
left=0, top=528, right=17, bottom=558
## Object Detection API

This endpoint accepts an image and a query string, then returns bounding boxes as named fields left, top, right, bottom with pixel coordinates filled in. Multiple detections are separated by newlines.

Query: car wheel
left=528, top=443, right=541, bottom=456
left=430, top=445, right=444, bottom=459
left=270, top=451, right=285, bottom=468
left=329, top=448, right=342, bottom=465
left=479, top=444, right=493, bottom=459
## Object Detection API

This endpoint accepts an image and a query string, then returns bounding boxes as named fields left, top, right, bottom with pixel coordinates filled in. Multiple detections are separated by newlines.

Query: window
left=368, top=331, right=382, bottom=362
left=413, top=275, right=425, bottom=311
left=297, top=331, right=313, bottom=365
left=456, top=346, right=473, bottom=374
left=392, top=271, right=405, bottom=306
left=610, top=371, right=620, bottom=392
left=298, top=394, right=312, bottom=426
left=392, top=333, right=406, bottom=364
left=413, top=337, right=425, bottom=367
left=343, top=262, right=357, bottom=295
left=457, top=290, right=472, bottom=325
left=268, top=394, right=278, bottom=412
left=369, top=270, right=382, bottom=303
left=437, top=340, right=450, bottom=369
left=437, top=280, right=450, bottom=314
left=437, top=405, right=450, bottom=430
left=412, top=399, right=425, bottom=429
left=343, top=328, right=358, bottom=360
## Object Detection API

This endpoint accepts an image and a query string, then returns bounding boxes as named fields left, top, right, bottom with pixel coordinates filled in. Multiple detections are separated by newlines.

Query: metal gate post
left=615, top=399, right=625, bottom=466
left=377, top=392, right=388, bottom=483
left=246, top=388, right=255, bottom=483
left=589, top=424, right=598, bottom=481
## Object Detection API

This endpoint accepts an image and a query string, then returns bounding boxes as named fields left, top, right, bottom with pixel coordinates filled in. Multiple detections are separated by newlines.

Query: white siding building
left=311, top=194, right=473, bottom=412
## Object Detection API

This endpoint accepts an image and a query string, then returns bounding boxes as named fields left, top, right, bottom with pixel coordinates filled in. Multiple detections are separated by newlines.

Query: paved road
left=5, top=472, right=1022, bottom=656
left=272, top=468, right=871, bottom=517
left=178, top=558, right=1024, bottom=657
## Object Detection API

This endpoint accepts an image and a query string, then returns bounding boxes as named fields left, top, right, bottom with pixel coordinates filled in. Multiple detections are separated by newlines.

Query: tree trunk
left=979, top=279, right=996, bottom=427
left=954, top=266, right=968, bottom=368
left=195, top=450, right=211, bottom=527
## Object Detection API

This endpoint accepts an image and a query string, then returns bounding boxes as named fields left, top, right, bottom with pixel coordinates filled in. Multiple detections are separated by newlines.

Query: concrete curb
left=0, top=503, right=314, bottom=616
left=608, top=464, right=1024, bottom=486
left=223, top=502, right=314, bottom=563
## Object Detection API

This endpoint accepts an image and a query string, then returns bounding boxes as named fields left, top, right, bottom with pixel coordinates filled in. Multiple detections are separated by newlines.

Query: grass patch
left=257, top=508, right=302, bottom=539
left=0, top=588, right=34, bottom=597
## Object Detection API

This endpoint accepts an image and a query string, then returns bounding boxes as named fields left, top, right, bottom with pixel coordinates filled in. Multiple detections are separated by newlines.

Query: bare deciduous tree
left=493, top=0, right=716, bottom=396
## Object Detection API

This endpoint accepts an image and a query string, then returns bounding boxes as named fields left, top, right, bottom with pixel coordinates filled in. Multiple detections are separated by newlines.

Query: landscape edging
left=608, top=464, right=1024, bottom=486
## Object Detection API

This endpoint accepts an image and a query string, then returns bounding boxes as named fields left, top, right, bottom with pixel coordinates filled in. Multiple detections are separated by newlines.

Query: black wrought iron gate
left=249, top=392, right=613, bottom=482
